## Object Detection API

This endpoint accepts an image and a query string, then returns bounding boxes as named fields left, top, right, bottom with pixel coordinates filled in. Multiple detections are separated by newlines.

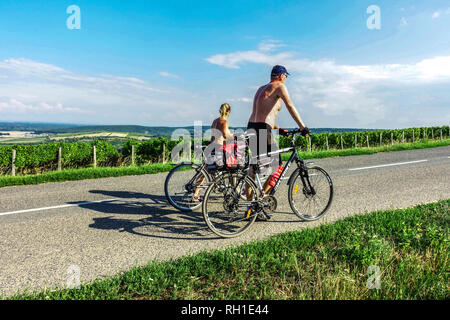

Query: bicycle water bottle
left=268, top=165, right=283, bottom=187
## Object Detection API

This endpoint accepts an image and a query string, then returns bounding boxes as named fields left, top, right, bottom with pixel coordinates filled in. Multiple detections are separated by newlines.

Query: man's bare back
left=248, top=82, right=283, bottom=128
left=248, top=68, right=306, bottom=130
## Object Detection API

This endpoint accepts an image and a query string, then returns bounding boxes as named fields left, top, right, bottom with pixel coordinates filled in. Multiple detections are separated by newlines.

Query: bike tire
left=164, top=162, right=211, bottom=212
left=203, top=171, right=260, bottom=238
left=288, top=166, right=333, bottom=221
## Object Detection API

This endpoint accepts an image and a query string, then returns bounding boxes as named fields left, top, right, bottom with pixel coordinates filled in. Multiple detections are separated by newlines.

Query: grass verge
left=0, top=163, right=174, bottom=188
left=1, top=138, right=449, bottom=188
left=8, top=199, right=449, bottom=300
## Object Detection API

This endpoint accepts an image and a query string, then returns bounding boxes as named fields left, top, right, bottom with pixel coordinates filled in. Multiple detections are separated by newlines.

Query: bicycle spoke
left=165, top=163, right=209, bottom=212
left=203, top=172, right=259, bottom=238
left=289, top=166, right=333, bottom=221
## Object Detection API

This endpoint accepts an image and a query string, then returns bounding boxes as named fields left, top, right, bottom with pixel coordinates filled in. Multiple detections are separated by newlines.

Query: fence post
left=186, top=139, right=192, bottom=162
left=11, top=149, right=16, bottom=177
left=440, top=129, right=443, bottom=140
left=58, top=147, right=62, bottom=171
left=162, top=142, right=166, bottom=164
left=431, top=130, right=434, bottom=140
left=93, top=145, right=97, bottom=168
left=354, top=134, right=357, bottom=148
left=423, top=129, right=426, bottom=140
left=379, top=132, right=382, bottom=146
left=326, top=135, right=329, bottom=151
left=309, top=136, right=312, bottom=152
left=402, top=131, right=405, bottom=143
left=131, top=145, right=135, bottom=166
left=366, top=135, right=369, bottom=148
left=412, top=130, right=415, bottom=143
left=340, top=136, right=343, bottom=150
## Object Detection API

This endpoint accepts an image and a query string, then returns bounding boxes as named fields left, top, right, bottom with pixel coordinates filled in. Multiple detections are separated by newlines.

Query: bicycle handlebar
left=279, top=127, right=310, bottom=137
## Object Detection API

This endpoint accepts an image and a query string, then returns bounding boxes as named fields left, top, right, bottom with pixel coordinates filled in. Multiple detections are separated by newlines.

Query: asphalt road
left=0, top=146, right=449, bottom=297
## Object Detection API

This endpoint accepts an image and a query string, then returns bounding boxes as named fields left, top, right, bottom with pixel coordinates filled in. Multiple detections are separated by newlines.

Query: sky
left=0, top=0, right=449, bottom=129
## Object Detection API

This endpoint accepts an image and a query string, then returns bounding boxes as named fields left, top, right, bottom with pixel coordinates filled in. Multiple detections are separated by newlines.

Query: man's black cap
left=271, top=65, right=290, bottom=77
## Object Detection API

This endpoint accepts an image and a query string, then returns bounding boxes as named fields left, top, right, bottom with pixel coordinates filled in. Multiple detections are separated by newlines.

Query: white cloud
left=432, top=8, right=450, bottom=19
left=0, top=58, right=207, bottom=125
left=0, top=58, right=67, bottom=78
left=159, top=71, right=180, bottom=79
left=400, top=17, right=408, bottom=26
left=258, top=39, right=286, bottom=52
left=0, top=98, right=83, bottom=114
left=228, top=97, right=252, bottom=103
left=206, top=50, right=293, bottom=69
left=205, top=41, right=450, bottom=127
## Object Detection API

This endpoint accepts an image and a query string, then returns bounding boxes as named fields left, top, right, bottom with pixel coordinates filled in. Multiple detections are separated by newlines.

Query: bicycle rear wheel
left=288, top=166, right=333, bottom=221
left=164, top=163, right=210, bottom=212
left=203, top=171, right=259, bottom=238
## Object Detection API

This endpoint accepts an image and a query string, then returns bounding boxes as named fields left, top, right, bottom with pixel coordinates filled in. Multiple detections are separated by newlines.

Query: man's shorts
left=246, top=122, right=281, bottom=171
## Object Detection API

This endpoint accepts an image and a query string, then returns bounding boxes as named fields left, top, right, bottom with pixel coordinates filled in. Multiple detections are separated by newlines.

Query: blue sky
left=0, top=0, right=449, bottom=128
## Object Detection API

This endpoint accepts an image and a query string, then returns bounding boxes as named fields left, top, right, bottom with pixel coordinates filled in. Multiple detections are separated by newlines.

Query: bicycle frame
left=249, top=134, right=314, bottom=197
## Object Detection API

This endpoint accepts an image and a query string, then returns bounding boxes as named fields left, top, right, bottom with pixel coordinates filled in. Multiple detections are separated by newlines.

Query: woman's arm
left=223, top=120, right=234, bottom=139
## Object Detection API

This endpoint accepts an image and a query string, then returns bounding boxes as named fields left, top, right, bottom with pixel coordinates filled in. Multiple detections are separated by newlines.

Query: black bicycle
left=164, top=135, right=256, bottom=212
left=202, top=129, right=334, bottom=238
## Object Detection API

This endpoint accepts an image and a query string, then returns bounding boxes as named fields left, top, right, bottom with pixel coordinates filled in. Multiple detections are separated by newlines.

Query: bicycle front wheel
left=288, top=166, right=333, bottom=221
left=203, top=171, right=260, bottom=238
left=164, top=163, right=210, bottom=212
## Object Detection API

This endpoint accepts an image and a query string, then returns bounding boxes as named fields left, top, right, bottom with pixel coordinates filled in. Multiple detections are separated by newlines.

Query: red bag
left=220, top=143, right=238, bottom=167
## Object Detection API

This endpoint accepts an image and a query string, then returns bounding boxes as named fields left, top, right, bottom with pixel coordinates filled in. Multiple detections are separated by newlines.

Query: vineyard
left=0, top=126, right=448, bottom=176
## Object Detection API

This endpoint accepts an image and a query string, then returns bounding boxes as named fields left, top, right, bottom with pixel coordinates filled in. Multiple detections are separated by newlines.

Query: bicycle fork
left=297, top=167, right=316, bottom=196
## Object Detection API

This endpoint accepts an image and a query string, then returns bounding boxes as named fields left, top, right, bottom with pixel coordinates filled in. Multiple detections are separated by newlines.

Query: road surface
left=0, top=146, right=449, bottom=297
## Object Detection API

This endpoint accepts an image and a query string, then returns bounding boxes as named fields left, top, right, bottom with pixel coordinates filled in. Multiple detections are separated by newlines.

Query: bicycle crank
left=261, top=195, right=277, bottom=214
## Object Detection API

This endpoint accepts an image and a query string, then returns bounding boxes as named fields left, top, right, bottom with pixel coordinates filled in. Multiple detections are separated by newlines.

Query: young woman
left=192, top=103, right=234, bottom=202
left=210, top=103, right=234, bottom=145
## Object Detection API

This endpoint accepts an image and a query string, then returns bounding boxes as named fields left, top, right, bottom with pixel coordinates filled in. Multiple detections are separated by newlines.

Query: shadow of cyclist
left=68, top=189, right=219, bottom=240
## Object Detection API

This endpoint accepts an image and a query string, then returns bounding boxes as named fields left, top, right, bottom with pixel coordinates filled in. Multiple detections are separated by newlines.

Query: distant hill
left=0, top=122, right=83, bottom=132
left=0, top=122, right=381, bottom=137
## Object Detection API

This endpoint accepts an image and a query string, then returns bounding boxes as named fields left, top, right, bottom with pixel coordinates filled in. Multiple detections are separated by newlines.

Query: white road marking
left=0, top=199, right=117, bottom=217
left=349, top=159, right=428, bottom=171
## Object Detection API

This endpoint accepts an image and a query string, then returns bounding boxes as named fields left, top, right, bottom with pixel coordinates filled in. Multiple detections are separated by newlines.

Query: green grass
left=7, top=199, right=449, bottom=300
left=281, top=138, right=450, bottom=161
left=1, top=138, right=449, bottom=188
left=0, top=163, right=175, bottom=188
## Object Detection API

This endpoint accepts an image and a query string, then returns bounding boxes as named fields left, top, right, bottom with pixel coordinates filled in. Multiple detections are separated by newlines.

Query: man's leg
left=263, top=137, right=282, bottom=195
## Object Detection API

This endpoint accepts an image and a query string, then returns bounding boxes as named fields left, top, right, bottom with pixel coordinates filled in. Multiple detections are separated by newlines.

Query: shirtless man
left=247, top=65, right=310, bottom=197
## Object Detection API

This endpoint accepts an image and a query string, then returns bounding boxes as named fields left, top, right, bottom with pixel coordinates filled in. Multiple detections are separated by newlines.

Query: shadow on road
left=68, top=189, right=219, bottom=240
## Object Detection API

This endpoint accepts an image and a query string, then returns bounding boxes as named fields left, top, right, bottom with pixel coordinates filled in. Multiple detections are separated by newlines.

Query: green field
left=1, top=138, right=449, bottom=188
left=8, top=199, right=449, bottom=300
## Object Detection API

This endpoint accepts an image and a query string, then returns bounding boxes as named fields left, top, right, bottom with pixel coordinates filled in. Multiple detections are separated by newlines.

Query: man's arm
left=279, top=84, right=307, bottom=130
